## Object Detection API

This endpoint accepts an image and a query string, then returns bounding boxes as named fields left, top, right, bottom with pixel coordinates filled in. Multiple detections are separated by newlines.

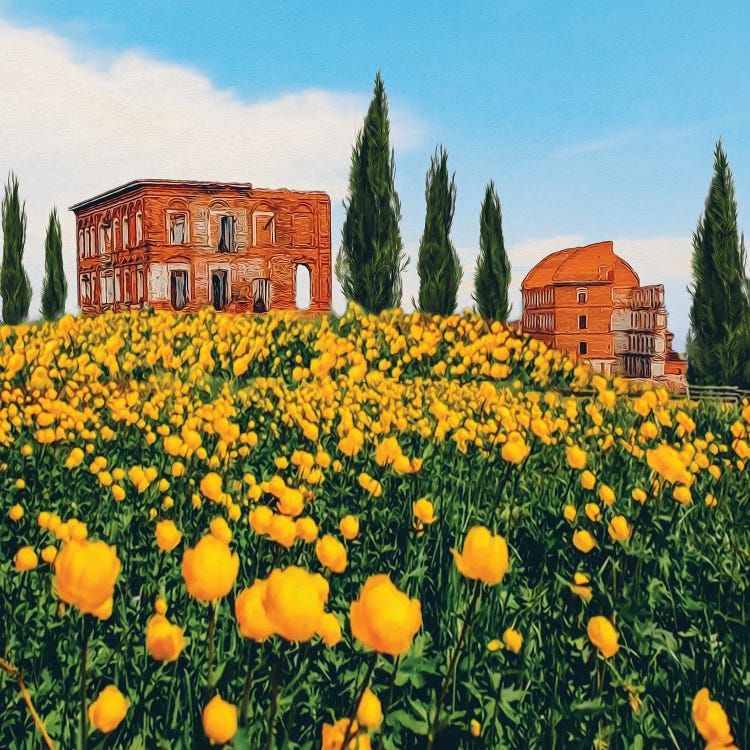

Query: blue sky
left=1, top=1, right=749, bottom=348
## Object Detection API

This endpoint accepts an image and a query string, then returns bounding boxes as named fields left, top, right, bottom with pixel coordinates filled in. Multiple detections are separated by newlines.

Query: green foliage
left=1, top=173, right=32, bottom=325
left=415, top=146, right=461, bottom=315
left=473, top=182, right=511, bottom=323
left=336, top=72, right=408, bottom=314
left=686, top=141, right=750, bottom=388
left=41, top=208, right=67, bottom=321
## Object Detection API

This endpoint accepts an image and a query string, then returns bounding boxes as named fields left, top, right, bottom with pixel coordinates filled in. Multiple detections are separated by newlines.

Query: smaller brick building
left=521, top=241, right=687, bottom=383
left=71, top=179, right=332, bottom=315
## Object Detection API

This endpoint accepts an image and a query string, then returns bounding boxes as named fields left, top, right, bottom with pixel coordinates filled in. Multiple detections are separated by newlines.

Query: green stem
left=205, top=602, right=216, bottom=700
left=427, top=580, right=482, bottom=750
left=376, top=656, right=401, bottom=750
left=265, top=659, right=282, bottom=750
left=240, top=641, right=256, bottom=726
left=79, top=615, right=90, bottom=750
left=341, top=653, right=379, bottom=749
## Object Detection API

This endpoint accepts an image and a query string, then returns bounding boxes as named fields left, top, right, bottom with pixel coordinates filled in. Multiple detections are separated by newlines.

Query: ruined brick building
left=71, top=179, right=332, bottom=315
left=520, top=241, right=687, bottom=383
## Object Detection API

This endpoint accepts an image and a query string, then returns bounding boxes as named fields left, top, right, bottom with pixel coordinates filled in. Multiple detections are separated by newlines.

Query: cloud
left=0, top=16, right=424, bottom=317
left=555, top=130, right=641, bottom=159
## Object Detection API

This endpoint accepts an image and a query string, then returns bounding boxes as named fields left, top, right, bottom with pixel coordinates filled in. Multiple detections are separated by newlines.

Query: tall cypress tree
left=1, top=173, right=32, bottom=325
left=473, top=181, right=511, bottom=322
left=41, top=208, right=67, bottom=321
left=415, top=146, right=461, bottom=315
left=336, top=72, right=407, bottom=313
left=686, top=141, right=750, bottom=386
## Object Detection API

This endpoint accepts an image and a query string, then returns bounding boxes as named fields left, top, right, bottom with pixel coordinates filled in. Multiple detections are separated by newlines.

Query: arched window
left=78, top=230, right=84, bottom=258
left=135, top=212, right=143, bottom=244
left=113, top=219, right=120, bottom=251
left=295, top=264, right=311, bottom=309
left=123, top=216, right=129, bottom=248
left=89, top=227, right=97, bottom=256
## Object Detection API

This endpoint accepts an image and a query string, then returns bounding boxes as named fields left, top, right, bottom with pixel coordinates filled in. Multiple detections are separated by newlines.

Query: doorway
left=211, top=270, right=229, bottom=311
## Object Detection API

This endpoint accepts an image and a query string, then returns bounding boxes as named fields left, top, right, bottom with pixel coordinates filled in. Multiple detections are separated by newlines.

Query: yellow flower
left=705, top=493, right=717, bottom=507
left=41, top=545, right=57, bottom=564
left=181, top=534, right=239, bottom=602
left=572, top=529, right=596, bottom=553
left=112, top=485, right=126, bottom=502
left=692, top=688, right=735, bottom=746
left=470, top=719, right=481, bottom=738
left=65, top=447, right=85, bottom=469
left=587, top=616, right=619, bottom=658
left=487, top=639, right=502, bottom=652
left=451, top=526, right=509, bottom=585
left=88, top=685, right=128, bottom=734
left=249, top=505, right=273, bottom=535
left=502, top=627, right=523, bottom=653
left=501, top=431, right=530, bottom=464
left=631, top=488, right=647, bottom=503
left=566, top=445, right=587, bottom=470
left=580, top=470, right=596, bottom=490
left=53, top=539, right=121, bottom=615
left=15, top=546, right=38, bottom=571
left=413, top=498, right=436, bottom=525
left=646, top=444, right=691, bottom=485
left=584, top=503, right=601, bottom=522
left=316, top=534, right=348, bottom=574
left=608, top=515, right=632, bottom=543
left=350, top=574, right=422, bottom=656
left=339, top=514, right=360, bottom=540
left=321, top=718, right=371, bottom=750
left=9, top=504, right=23, bottom=521
left=15, top=478, right=25, bottom=489
left=317, top=612, right=343, bottom=647
left=295, top=516, right=319, bottom=543
left=277, top=487, right=305, bottom=517
left=235, top=580, right=275, bottom=642
left=155, top=520, right=183, bottom=552
left=200, top=472, right=224, bottom=502
left=202, top=694, right=238, bottom=746
left=209, top=517, right=232, bottom=544
left=571, top=572, right=592, bottom=600
left=263, top=566, right=329, bottom=642
left=146, top=613, right=185, bottom=662
left=357, top=688, right=383, bottom=729
left=154, top=596, right=168, bottom=615
left=268, top=513, right=297, bottom=548
left=563, top=504, right=577, bottom=523
left=598, top=485, right=615, bottom=506
left=673, top=484, right=692, bottom=504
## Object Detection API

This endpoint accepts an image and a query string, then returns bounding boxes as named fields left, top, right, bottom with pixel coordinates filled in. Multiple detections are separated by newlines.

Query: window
left=136, top=212, right=143, bottom=244
left=218, top=216, right=236, bottom=253
left=80, top=274, right=91, bottom=303
left=577, top=288, right=587, bottom=303
left=578, top=315, right=587, bottom=330
left=113, top=219, right=120, bottom=251
left=169, top=213, right=187, bottom=245
left=123, top=269, right=131, bottom=303
left=170, top=270, right=189, bottom=310
left=114, top=269, right=121, bottom=301
left=123, top=218, right=129, bottom=249
left=579, top=341, right=588, bottom=355
left=78, top=230, right=84, bottom=258
left=252, top=278, right=271, bottom=313
left=295, top=264, right=311, bottom=309
left=253, top=211, right=275, bottom=246
left=136, top=266, right=144, bottom=302
left=211, top=270, right=229, bottom=309
left=89, top=228, right=96, bottom=256
left=100, top=273, right=115, bottom=304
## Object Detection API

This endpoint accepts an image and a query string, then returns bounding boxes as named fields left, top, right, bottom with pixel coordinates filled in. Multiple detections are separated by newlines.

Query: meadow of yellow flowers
left=0, top=304, right=747, bottom=749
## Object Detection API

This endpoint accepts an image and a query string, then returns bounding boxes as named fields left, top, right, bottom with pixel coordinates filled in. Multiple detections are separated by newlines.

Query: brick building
left=71, top=179, right=332, bottom=315
left=520, top=241, right=687, bottom=382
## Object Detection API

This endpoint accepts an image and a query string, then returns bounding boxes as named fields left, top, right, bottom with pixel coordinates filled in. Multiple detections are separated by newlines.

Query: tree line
left=336, top=73, right=750, bottom=388
left=0, top=173, right=67, bottom=324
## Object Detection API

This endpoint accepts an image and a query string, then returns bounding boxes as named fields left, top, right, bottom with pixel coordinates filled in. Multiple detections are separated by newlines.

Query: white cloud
left=0, top=16, right=424, bottom=317
left=555, top=130, right=641, bottom=159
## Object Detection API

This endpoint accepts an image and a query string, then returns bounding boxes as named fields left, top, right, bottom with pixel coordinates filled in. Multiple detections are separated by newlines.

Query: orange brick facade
left=521, top=241, right=687, bottom=383
left=71, top=180, right=332, bottom=315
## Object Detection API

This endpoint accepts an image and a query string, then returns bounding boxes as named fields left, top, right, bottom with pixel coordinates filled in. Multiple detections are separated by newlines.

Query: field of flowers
left=0, top=304, right=748, bottom=750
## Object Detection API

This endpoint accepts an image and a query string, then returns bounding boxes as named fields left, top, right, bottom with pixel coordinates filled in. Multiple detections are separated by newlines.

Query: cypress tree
left=336, top=72, right=407, bottom=313
left=473, top=181, right=512, bottom=322
left=1, top=173, right=32, bottom=325
left=686, top=141, right=750, bottom=387
left=415, top=145, right=461, bottom=315
left=41, top=208, right=68, bottom=321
